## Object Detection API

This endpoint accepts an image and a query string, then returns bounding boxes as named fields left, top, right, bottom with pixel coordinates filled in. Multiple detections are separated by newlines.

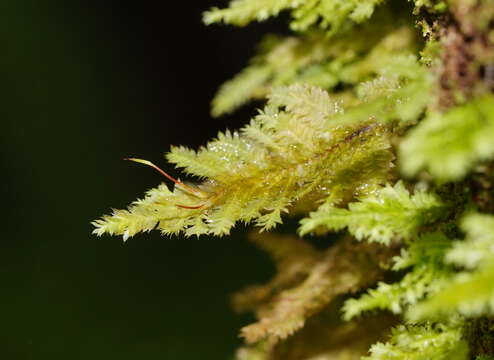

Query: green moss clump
left=94, top=0, right=494, bottom=358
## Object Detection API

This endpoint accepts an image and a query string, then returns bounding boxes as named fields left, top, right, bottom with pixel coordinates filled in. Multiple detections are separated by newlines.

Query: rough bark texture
left=438, top=1, right=494, bottom=108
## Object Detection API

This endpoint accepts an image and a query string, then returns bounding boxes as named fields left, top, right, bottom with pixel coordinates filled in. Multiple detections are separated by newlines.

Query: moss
left=94, top=0, right=494, bottom=358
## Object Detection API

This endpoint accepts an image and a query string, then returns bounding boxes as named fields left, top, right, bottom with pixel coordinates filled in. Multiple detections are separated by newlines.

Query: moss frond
left=332, top=54, right=432, bottom=127
left=400, top=95, right=494, bottom=181
left=95, top=0, right=494, bottom=358
left=211, top=18, right=419, bottom=116
left=299, top=182, right=445, bottom=244
left=237, top=237, right=395, bottom=343
left=364, top=323, right=468, bottom=360
left=343, top=232, right=452, bottom=319
left=203, top=0, right=385, bottom=34
left=93, top=84, right=395, bottom=239
left=409, top=214, right=494, bottom=320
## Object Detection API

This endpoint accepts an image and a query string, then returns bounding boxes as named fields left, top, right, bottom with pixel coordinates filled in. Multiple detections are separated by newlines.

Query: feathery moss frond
left=364, top=323, right=468, bottom=360
left=211, top=20, right=418, bottom=116
left=236, top=305, right=396, bottom=360
left=446, top=214, right=494, bottom=269
left=410, top=262, right=494, bottom=319
left=203, top=0, right=385, bottom=34
left=409, top=214, right=494, bottom=320
left=332, top=54, right=431, bottom=127
left=93, top=84, right=394, bottom=239
left=95, top=0, right=494, bottom=358
left=400, top=94, right=494, bottom=181
left=211, top=65, right=271, bottom=117
left=238, top=238, right=395, bottom=343
left=203, top=0, right=303, bottom=27
left=299, top=182, right=445, bottom=244
left=343, top=268, right=439, bottom=319
left=343, top=232, right=452, bottom=320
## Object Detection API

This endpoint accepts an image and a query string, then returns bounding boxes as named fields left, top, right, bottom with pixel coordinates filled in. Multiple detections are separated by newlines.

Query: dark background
left=1, top=1, right=287, bottom=359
